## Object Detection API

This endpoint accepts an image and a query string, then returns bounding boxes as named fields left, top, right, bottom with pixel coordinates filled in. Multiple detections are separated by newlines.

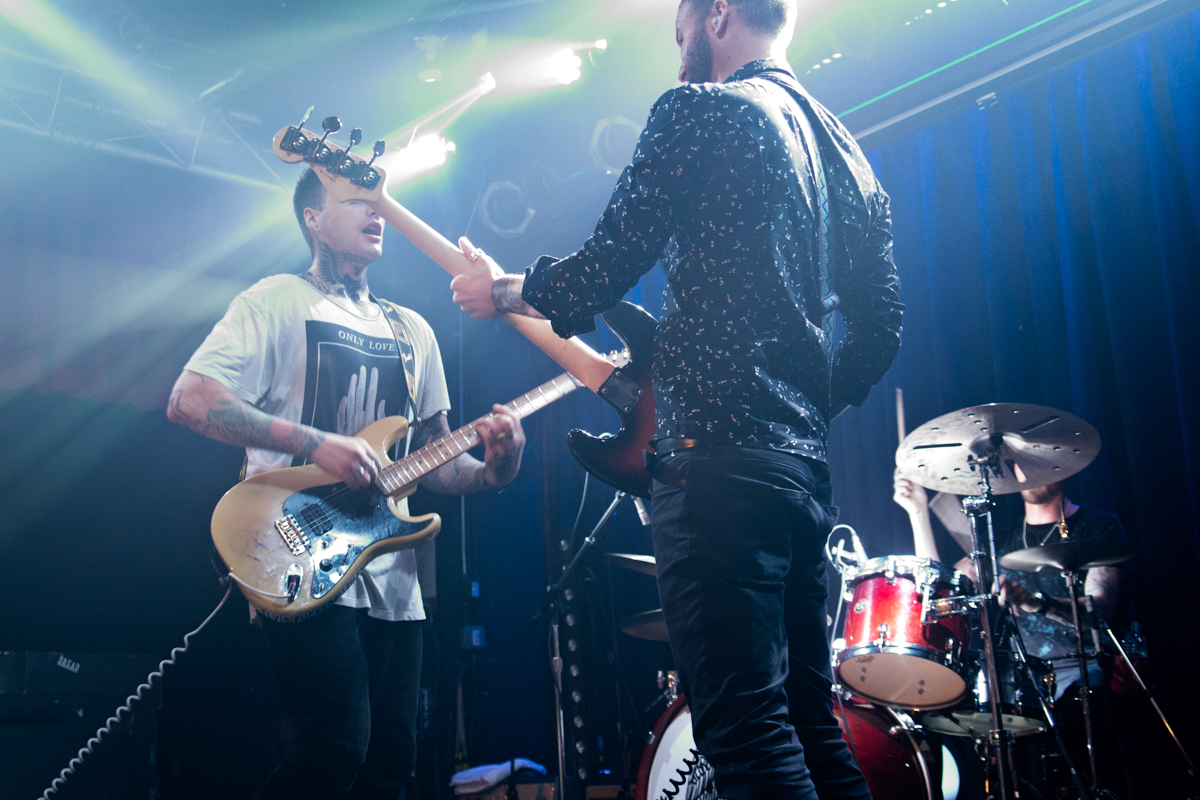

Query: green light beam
left=836, top=0, right=1096, bottom=118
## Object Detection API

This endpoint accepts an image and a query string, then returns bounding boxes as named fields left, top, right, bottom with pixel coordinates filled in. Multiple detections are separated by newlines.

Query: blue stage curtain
left=825, top=8, right=1199, bottom=752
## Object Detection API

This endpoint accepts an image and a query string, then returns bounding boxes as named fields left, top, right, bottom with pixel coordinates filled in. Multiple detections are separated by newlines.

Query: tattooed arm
left=998, top=566, right=1122, bottom=628
left=167, top=370, right=381, bottom=488
left=410, top=408, right=525, bottom=495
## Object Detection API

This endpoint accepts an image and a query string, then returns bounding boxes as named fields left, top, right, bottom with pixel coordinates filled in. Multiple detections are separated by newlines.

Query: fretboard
left=376, top=370, right=583, bottom=496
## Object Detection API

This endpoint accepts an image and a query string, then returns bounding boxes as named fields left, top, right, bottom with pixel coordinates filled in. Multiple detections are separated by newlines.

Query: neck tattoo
left=304, top=241, right=371, bottom=305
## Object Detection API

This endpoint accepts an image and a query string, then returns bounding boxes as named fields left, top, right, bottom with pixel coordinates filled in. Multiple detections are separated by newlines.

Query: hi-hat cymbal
left=1000, top=541, right=1137, bottom=573
left=620, top=609, right=669, bottom=642
left=896, top=403, right=1100, bottom=495
left=607, top=553, right=657, bottom=577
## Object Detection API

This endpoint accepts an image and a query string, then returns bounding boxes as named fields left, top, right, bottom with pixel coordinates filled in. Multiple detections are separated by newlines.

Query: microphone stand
left=523, top=490, right=629, bottom=800
left=1091, top=607, right=1196, bottom=785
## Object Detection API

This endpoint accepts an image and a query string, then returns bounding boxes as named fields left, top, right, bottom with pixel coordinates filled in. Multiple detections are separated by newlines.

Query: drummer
left=892, top=472, right=1132, bottom=699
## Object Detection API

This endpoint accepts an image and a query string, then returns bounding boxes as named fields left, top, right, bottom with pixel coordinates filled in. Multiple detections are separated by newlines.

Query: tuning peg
left=365, top=139, right=386, bottom=168
left=315, top=115, right=342, bottom=152
left=347, top=127, right=362, bottom=150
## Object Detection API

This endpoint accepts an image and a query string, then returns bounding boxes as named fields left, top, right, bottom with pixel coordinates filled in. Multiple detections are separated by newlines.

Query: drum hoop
left=837, top=647, right=967, bottom=710
left=847, top=555, right=962, bottom=587
left=634, top=694, right=690, bottom=800
left=838, top=641, right=948, bottom=663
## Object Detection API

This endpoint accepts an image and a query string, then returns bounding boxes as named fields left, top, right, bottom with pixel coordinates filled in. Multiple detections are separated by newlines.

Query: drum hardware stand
left=1089, top=609, right=1197, bottom=785
left=1001, top=612, right=1092, bottom=800
left=1060, top=567, right=1107, bottom=796
left=963, top=454, right=1018, bottom=800
left=524, top=489, right=629, bottom=800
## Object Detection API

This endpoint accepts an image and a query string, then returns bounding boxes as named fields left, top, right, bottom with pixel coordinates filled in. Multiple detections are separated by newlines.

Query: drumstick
left=896, top=387, right=906, bottom=449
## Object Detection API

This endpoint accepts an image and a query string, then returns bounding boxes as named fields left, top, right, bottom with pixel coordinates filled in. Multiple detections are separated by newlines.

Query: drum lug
left=885, top=556, right=897, bottom=585
left=887, top=709, right=922, bottom=738
left=874, top=622, right=890, bottom=649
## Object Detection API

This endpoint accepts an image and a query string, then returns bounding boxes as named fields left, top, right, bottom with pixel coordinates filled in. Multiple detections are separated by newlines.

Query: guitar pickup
left=300, top=503, right=335, bottom=533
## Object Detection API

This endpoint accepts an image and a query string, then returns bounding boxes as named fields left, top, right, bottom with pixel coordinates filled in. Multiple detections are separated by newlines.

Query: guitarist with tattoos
left=167, top=166, right=525, bottom=800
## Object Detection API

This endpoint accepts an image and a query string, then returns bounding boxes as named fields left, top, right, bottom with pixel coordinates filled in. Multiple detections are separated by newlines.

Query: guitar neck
left=373, top=193, right=615, bottom=393
left=377, top=371, right=583, bottom=495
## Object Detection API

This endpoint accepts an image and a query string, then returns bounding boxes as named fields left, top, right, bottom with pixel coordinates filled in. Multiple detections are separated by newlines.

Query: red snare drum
left=837, top=556, right=971, bottom=709
left=635, top=694, right=939, bottom=800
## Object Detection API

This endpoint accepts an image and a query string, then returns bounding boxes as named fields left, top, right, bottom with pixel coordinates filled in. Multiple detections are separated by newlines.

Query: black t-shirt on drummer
left=997, top=506, right=1132, bottom=663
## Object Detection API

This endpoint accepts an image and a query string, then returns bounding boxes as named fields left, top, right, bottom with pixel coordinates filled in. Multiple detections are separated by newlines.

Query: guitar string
left=294, top=377, right=576, bottom=532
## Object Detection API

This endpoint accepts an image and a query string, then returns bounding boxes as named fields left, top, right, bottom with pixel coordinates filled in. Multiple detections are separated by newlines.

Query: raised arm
left=893, top=468, right=940, bottom=561
left=167, top=369, right=381, bottom=488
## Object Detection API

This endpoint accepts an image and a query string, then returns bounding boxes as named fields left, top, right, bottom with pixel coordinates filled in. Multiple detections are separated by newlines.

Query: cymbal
left=620, top=609, right=669, bottom=642
left=896, top=403, right=1100, bottom=495
left=1000, top=541, right=1137, bottom=573
left=607, top=553, right=657, bottom=577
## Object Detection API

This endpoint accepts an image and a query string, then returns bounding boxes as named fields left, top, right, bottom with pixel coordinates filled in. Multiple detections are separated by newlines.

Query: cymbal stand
left=962, top=457, right=1016, bottom=800
left=1002, top=613, right=1091, bottom=799
left=1091, top=609, right=1197, bottom=783
left=1062, top=568, right=1115, bottom=798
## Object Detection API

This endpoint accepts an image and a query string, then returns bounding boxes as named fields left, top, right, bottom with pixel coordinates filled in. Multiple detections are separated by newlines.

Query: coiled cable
left=40, top=581, right=234, bottom=798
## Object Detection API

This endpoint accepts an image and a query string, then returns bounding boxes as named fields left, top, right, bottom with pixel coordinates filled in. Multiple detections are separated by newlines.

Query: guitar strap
left=790, top=91, right=836, bottom=335
left=762, top=71, right=838, bottom=332
left=372, top=294, right=419, bottom=460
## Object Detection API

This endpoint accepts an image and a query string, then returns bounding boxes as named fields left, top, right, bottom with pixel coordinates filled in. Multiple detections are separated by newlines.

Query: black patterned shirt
left=522, top=60, right=903, bottom=460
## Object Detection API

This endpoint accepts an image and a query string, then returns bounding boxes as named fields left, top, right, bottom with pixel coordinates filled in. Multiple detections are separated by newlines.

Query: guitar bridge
left=274, top=514, right=311, bottom=556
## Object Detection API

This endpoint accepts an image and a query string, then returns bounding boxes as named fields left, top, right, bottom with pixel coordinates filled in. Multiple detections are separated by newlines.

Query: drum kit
left=612, top=403, right=1193, bottom=800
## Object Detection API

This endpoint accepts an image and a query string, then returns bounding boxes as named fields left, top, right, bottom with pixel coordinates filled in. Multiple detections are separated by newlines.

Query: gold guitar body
left=211, top=416, right=440, bottom=621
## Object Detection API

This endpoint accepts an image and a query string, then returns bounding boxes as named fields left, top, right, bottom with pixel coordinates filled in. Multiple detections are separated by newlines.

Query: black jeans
left=255, top=606, right=423, bottom=800
left=650, top=446, right=871, bottom=800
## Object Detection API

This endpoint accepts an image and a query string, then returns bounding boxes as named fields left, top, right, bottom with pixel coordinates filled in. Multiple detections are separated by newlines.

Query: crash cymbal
left=620, top=609, right=669, bottom=642
left=1000, top=541, right=1137, bottom=573
left=896, top=403, right=1100, bottom=495
left=607, top=553, right=657, bottom=577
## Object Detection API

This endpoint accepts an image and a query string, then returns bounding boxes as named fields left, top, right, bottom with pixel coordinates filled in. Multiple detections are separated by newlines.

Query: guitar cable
left=40, top=579, right=235, bottom=799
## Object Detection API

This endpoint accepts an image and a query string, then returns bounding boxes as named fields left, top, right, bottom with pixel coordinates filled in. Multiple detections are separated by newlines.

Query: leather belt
left=653, top=437, right=702, bottom=455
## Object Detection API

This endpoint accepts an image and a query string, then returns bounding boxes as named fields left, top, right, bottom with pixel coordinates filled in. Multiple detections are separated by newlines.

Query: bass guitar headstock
left=272, top=106, right=387, bottom=204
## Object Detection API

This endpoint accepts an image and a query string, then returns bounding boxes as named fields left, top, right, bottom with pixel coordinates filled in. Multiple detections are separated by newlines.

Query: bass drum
left=635, top=695, right=718, bottom=800
left=635, top=695, right=940, bottom=800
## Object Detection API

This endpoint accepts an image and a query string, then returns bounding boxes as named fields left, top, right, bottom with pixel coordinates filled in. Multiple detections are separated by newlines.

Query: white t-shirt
left=185, top=274, right=450, bottom=621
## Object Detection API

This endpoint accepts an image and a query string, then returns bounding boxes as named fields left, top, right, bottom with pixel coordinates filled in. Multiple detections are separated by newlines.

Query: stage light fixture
left=414, top=34, right=445, bottom=83
left=487, top=39, right=606, bottom=94
left=590, top=116, right=643, bottom=174
left=378, top=134, right=456, bottom=187
left=480, top=180, right=536, bottom=238
left=546, top=47, right=583, bottom=86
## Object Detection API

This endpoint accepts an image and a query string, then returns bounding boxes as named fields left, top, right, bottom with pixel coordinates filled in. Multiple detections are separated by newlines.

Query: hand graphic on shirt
left=337, top=365, right=386, bottom=436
